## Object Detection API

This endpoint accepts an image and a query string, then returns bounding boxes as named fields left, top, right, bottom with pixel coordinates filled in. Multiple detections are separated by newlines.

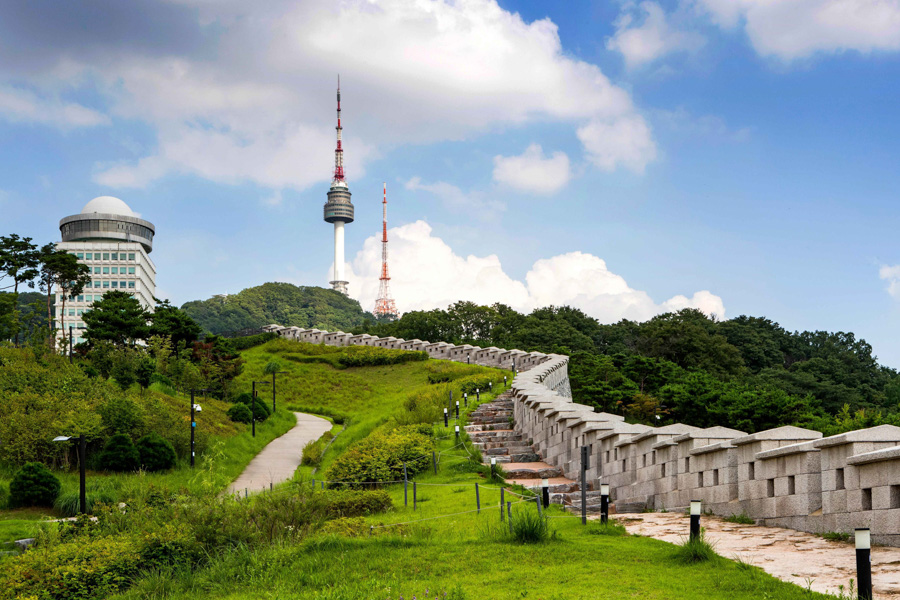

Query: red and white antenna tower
left=373, top=182, right=398, bottom=319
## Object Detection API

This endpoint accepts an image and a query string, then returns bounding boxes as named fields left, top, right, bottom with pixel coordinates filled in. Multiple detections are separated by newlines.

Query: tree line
left=357, top=302, right=900, bottom=434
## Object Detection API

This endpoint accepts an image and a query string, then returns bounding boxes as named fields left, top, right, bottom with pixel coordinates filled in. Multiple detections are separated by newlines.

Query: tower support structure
left=374, top=183, right=398, bottom=319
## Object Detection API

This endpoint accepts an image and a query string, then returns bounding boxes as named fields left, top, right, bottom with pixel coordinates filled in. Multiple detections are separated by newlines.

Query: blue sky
left=2, top=0, right=900, bottom=365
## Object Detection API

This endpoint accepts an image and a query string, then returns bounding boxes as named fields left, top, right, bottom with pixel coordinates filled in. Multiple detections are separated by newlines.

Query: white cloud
left=607, top=2, right=705, bottom=68
left=0, top=86, right=109, bottom=129
left=492, top=144, right=571, bottom=194
left=577, top=114, right=657, bottom=173
left=2, top=0, right=656, bottom=190
left=880, top=265, right=900, bottom=298
left=405, top=177, right=505, bottom=218
left=697, top=0, right=900, bottom=60
left=345, top=221, right=725, bottom=322
left=654, top=107, right=752, bottom=142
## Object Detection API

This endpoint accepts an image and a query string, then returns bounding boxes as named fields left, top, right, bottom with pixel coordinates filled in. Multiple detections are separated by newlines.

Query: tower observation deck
left=323, top=77, right=354, bottom=295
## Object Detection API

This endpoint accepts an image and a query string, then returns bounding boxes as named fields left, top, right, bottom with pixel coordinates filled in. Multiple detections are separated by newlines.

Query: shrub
left=227, top=403, right=252, bottom=424
left=234, top=392, right=253, bottom=405
left=509, top=508, right=554, bottom=544
left=98, top=397, right=144, bottom=436
left=326, top=425, right=434, bottom=486
left=337, top=346, right=428, bottom=367
left=149, top=372, right=173, bottom=387
left=320, top=516, right=369, bottom=537
left=97, top=433, right=139, bottom=472
left=136, top=432, right=177, bottom=471
left=301, top=439, right=325, bottom=466
left=319, top=489, right=393, bottom=517
left=250, top=398, right=271, bottom=421
left=9, top=462, right=61, bottom=508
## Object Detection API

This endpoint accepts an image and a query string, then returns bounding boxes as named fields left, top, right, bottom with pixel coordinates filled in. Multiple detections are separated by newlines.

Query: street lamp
left=188, top=388, right=210, bottom=468
left=251, top=381, right=271, bottom=437
left=53, top=434, right=86, bottom=514
left=270, top=370, right=288, bottom=413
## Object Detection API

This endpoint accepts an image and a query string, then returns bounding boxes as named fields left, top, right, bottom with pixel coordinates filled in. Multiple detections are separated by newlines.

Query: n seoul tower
left=323, top=76, right=354, bottom=295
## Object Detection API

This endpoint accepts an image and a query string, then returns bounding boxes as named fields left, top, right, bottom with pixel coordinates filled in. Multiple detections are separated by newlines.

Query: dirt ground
left=621, top=513, right=900, bottom=598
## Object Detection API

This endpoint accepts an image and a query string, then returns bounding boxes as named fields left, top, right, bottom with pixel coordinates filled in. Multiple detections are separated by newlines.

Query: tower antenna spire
left=374, top=182, right=398, bottom=320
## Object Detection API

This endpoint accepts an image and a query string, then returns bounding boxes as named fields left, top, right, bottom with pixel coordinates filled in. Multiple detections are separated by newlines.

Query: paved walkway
left=227, top=412, right=332, bottom=495
left=621, top=513, right=900, bottom=598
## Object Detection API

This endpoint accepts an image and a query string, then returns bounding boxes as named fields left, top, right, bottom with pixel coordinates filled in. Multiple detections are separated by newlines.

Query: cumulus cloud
left=492, top=144, right=571, bottom=194
left=607, top=2, right=705, bottom=68
left=0, top=86, right=109, bottom=129
left=696, top=0, right=900, bottom=60
left=345, top=221, right=724, bottom=322
left=880, top=265, right=900, bottom=298
left=0, top=0, right=658, bottom=190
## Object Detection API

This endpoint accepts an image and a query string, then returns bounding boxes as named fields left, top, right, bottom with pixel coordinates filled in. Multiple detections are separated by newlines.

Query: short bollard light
left=464, top=393, right=468, bottom=407
left=490, top=457, right=497, bottom=479
left=600, top=483, right=610, bottom=524
left=541, top=478, right=550, bottom=508
left=455, top=425, right=460, bottom=441
left=504, top=375, right=507, bottom=387
left=443, top=407, right=449, bottom=427
left=690, top=500, right=702, bottom=541
left=856, top=528, right=873, bottom=600
left=455, top=400, right=460, bottom=419
left=489, top=381, right=493, bottom=391
left=476, top=388, right=480, bottom=402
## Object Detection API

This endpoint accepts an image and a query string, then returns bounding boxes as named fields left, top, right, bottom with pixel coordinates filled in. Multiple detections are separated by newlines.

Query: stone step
left=614, top=501, right=647, bottom=514
left=502, top=462, right=564, bottom=480
left=509, top=452, right=543, bottom=463
left=475, top=441, right=531, bottom=452
left=467, top=429, right=520, bottom=439
left=468, top=416, right=510, bottom=425
left=506, top=477, right=577, bottom=492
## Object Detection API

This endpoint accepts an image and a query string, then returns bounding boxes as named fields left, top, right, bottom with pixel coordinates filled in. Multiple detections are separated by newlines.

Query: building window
left=128, top=253, right=135, bottom=260
left=111, top=267, right=118, bottom=274
left=76, top=295, right=83, bottom=302
left=111, top=253, right=118, bottom=260
left=120, top=281, right=126, bottom=288
left=103, top=281, right=109, bottom=288
left=128, top=267, right=135, bottom=274
left=85, top=295, right=92, bottom=302
left=103, top=253, right=109, bottom=260
left=111, top=282, right=118, bottom=288
left=68, top=309, right=75, bottom=316
left=103, top=267, right=109, bottom=274
left=76, top=309, right=83, bottom=316
left=128, top=281, right=135, bottom=288
left=76, top=252, right=84, bottom=259
left=93, top=266, right=100, bottom=274
left=93, top=282, right=100, bottom=288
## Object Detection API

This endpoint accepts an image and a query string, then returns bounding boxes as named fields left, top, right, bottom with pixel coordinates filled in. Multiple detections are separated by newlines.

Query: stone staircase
left=467, top=393, right=602, bottom=513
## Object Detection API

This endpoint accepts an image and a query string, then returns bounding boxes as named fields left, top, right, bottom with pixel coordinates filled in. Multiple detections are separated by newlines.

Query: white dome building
left=55, top=196, right=157, bottom=345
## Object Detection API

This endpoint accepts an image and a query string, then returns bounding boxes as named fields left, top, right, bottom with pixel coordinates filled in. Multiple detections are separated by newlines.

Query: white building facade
left=55, top=196, right=156, bottom=346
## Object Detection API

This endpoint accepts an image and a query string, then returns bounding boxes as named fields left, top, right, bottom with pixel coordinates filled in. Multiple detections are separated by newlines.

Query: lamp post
left=188, top=388, right=209, bottom=468
left=53, top=434, right=86, bottom=514
left=271, top=370, right=288, bottom=413
left=251, top=381, right=271, bottom=438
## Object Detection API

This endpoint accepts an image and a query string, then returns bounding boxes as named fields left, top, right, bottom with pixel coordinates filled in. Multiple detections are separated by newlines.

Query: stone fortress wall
left=263, top=324, right=900, bottom=545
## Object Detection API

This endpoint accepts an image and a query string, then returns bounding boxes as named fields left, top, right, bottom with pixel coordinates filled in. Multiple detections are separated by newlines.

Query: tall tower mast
left=323, top=75, right=354, bottom=295
left=373, top=182, right=398, bottom=319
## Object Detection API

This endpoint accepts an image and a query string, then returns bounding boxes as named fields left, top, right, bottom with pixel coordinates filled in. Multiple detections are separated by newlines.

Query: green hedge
left=337, top=346, right=428, bottom=368
left=326, top=425, right=434, bottom=486
left=319, top=489, right=392, bottom=518
left=229, top=332, right=278, bottom=351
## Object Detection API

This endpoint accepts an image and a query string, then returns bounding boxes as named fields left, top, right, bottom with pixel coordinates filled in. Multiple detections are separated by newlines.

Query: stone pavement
left=227, top=412, right=331, bottom=495
left=622, top=512, right=900, bottom=598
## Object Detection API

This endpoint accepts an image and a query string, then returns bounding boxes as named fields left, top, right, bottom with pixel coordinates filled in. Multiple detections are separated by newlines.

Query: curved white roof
left=80, top=196, right=136, bottom=217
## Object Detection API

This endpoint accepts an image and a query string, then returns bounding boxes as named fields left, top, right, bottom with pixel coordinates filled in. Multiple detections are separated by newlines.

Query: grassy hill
left=180, top=282, right=374, bottom=334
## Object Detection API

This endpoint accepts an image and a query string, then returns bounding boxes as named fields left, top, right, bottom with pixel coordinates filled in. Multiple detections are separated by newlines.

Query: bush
left=234, top=392, right=253, bottom=405
left=8, top=462, right=61, bottom=508
left=227, top=403, right=252, bottom=424
left=319, top=489, right=393, bottom=517
left=250, top=398, right=271, bottom=421
left=229, top=332, right=277, bottom=351
left=98, top=397, right=144, bottom=436
left=337, top=346, right=428, bottom=367
left=136, top=432, right=177, bottom=471
left=326, top=425, right=434, bottom=486
left=97, top=433, right=140, bottom=472
left=301, top=431, right=334, bottom=467
left=233, top=393, right=270, bottom=421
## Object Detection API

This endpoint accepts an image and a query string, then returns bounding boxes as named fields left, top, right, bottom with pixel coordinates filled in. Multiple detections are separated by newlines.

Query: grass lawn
left=115, top=415, right=834, bottom=600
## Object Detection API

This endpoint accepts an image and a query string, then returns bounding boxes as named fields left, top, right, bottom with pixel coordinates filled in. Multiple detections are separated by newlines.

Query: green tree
left=0, top=234, right=41, bottom=347
left=150, top=299, right=201, bottom=349
left=38, top=243, right=92, bottom=350
left=82, top=290, right=151, bottom=347
left=97, top=433, right=139, bottom=472
left=135, top=356, right=156, bottom=394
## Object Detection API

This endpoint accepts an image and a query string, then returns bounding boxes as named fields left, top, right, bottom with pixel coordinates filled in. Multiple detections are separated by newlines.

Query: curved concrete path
left=227, top=412, right=332, bottom=495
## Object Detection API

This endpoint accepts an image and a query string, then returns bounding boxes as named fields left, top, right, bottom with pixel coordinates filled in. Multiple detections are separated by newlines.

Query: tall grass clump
left=54, top=488, right=117, bottom=517
left=675, top=531, right=718, bottom=564
left=723, top=512, right=755, bottom=525
left=510, top=508, right=554, bottom=544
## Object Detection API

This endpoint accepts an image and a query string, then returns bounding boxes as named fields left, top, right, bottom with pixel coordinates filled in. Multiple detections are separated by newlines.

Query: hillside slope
left=180, top=282, right=373, bottom=334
